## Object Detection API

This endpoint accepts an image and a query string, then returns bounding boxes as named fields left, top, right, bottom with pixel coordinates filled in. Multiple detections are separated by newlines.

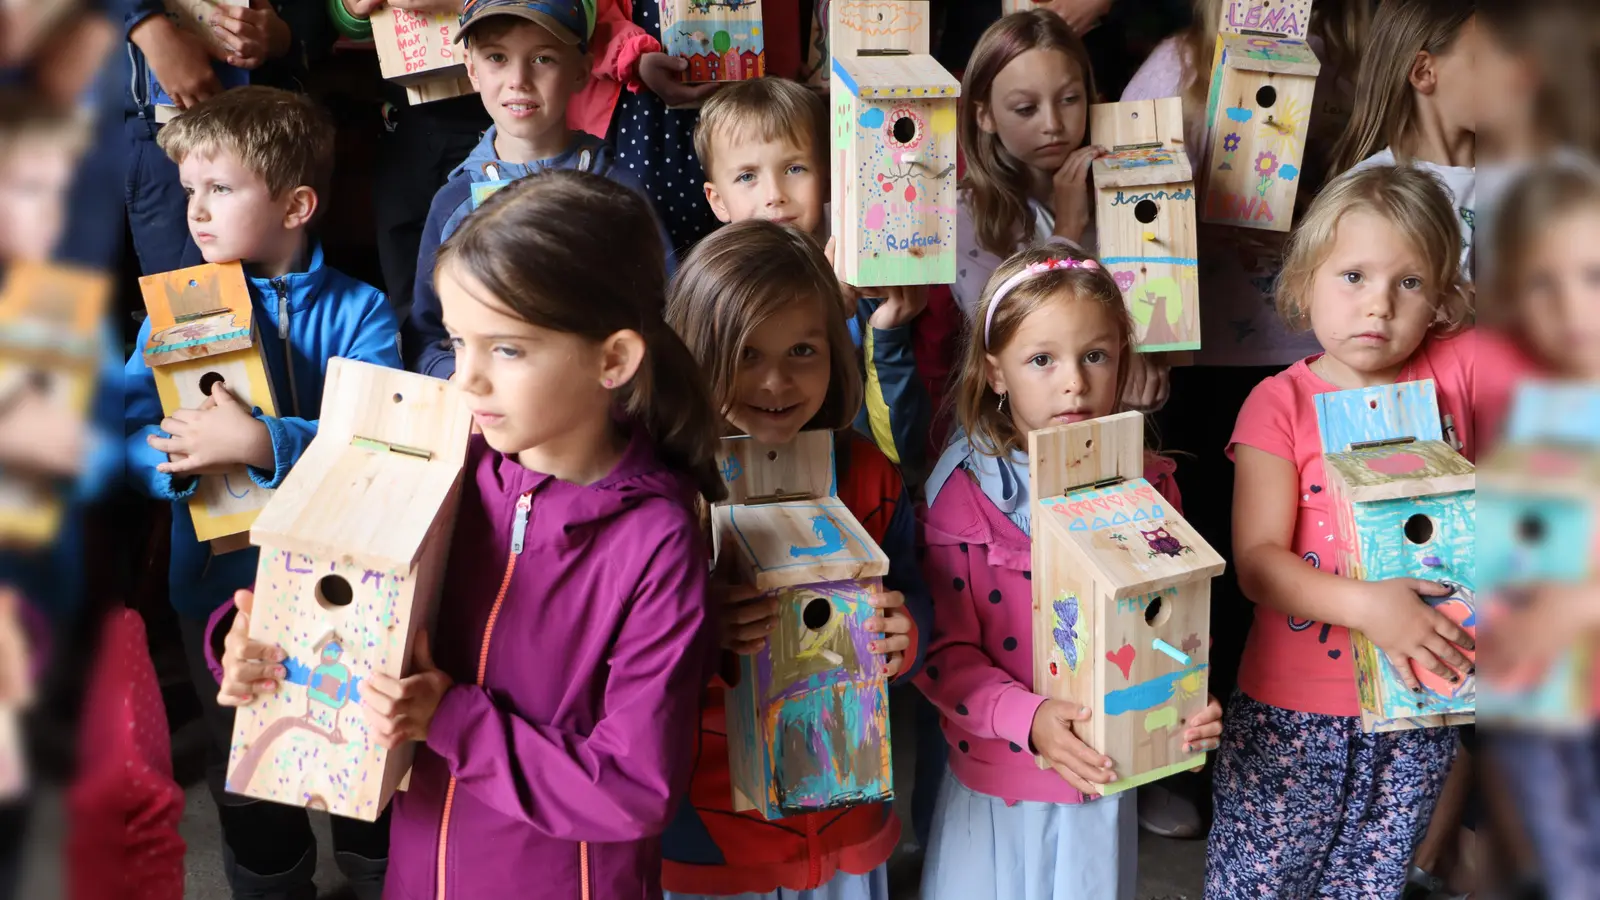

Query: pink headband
left=983, top=258, right=1101, bottom=348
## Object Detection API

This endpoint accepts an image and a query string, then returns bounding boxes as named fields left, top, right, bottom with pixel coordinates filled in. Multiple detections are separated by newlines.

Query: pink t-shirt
left=1473, top=327, right=1542, bottom=450
left=1227, top=331, right=1478, bottom=716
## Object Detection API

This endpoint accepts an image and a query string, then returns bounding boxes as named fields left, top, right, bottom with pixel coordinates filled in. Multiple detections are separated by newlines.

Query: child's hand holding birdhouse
left=361, top=631, right=453, bottom=749
left=1180, top=694, right=1223, bottom=761
left=865, top=590, right=913, bottom=677
left=216, top=589, right=288, bottom=707
left=1479, top=581, right=1600, bottom=690
left=718, top=580, right=778, bottom=656
left=1029, top=699, right=1116, bottom=796
left=1050, top=144, right=1106, bottom=247
left=149, top=380, right=274, bottom=477
left=1355, top=578, right=1476, bottom=694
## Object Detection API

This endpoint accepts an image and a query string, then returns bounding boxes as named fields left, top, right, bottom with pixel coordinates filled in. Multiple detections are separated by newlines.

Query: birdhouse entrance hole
left=1134, top=200, right=1159, bottom=224
left=802, top=597, right=833, bottom=631
left=1516, top=513, right=1546, bottom=545
left=1144, top=594, right=1172, bottom=627
left=1404, top=514, right=1435, bottom=545
left=1255, top=85, right=1277, bottom=108
left=199, top=371, right=226, bottom=397
left=892, top=116, right=917, bottom=144
left=316, top=574, right=353, bottom=610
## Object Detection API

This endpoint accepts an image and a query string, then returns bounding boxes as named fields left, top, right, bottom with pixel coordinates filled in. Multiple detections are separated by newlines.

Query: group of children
left=112, top=0, right=1600, bottom=898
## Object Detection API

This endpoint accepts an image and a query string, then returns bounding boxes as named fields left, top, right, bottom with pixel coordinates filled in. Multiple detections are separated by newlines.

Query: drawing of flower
left=1223, top=132, right=1241, bottom=153
left=1254, top=150, right=1279, bottom=179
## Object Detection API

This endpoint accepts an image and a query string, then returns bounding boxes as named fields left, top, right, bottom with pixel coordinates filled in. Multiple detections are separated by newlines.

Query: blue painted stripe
left=143, top=328, right=250, bottom=356
left=1100, top=256, right=1199, bottom=267
left=831, top=58, right=861, bottom=97
left=1104, top=664, right=1208, bottom=716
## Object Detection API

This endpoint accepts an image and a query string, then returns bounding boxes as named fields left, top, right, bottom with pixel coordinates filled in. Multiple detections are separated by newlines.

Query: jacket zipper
left=805, top=816, right=821, bottom=890
left=274, top=280, right=300, bottom=418
left=436, top=492, right=532, bottom=900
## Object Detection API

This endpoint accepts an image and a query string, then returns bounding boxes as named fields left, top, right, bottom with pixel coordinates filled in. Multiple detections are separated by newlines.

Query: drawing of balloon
left=713, top=30, right=731, bottom=55
left=904, top=184, right=916, bottom=202
left=859, top=107, right=885, bottom=129
left=865, top=203, right=886, bottom=231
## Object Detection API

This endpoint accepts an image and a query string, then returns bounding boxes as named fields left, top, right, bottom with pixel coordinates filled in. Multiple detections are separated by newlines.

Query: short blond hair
left=693, top=77, right=826, bottom=178
left=1276, top=164, right=1470, bottom=333
left=157, top=86, right=335, bottom=210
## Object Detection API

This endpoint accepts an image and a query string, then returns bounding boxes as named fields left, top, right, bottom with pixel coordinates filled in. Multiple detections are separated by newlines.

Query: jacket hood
left=244, top=241, right=330, bottom=313
left=450, top=127, right=610, bottom=185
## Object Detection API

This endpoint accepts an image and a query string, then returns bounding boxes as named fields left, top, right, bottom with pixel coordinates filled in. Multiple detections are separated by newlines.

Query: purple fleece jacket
left=385, top=431, right=715, bottom=900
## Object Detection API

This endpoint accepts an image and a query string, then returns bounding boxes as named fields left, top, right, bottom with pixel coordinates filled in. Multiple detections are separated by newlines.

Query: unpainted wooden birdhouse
left=371, top=7, right=474, bottom=105
left=0, top=263, right=110, bottom=546
left=713, top=430, right=894, bottom=820
left=139, top=261, right=279, bottom=549
left=1029, top=412, right=1224, bottom=794
left=661, top=0, right=765, bottom=83
left=225, top=358, right=472, bottom=821
left=827, top=0, right=929, bottom=68
left=830, top=51, right=959, bottom=287
left=1316, top=380, right=1477, bottom=733
left=1089, top=98, right=1200, bottom=354
left=1477, top=382, right=1600, bottom=730
left=1201, top=0, right=1319, bottom=232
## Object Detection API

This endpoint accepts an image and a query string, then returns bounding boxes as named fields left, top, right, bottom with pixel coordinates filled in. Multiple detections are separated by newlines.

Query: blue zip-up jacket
left=124, top=243, right=402, bottom=620
left=403, top=128, right=676, bottom=380
left=848, top=295, right=931, bottom=483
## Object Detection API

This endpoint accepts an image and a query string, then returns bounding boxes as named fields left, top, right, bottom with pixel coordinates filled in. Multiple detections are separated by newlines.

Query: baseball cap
left=456, top=0, right=594, bottom=53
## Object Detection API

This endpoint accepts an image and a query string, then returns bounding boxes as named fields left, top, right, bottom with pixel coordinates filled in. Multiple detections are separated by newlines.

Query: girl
left=915, top=242, right=1223, bottom=900
left=1209, top=164, right=1476, bottom=897
left=215, top=170, right=724, bottom=900
left=1332, top=0, right=1476, bottom=274
left=660, top=219, right=932, bottom=900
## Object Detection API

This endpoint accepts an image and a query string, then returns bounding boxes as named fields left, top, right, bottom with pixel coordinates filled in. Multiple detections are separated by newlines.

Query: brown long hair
left=1479, top=0, right=1600, bottom=153
left=954, top=243, right=1135, bottom=458
left=665, top=219, right=863, bottom=433
left=1330, top=0, right=1475, bottom=175
left=437, top=170, right=726, bottom=502
left=961, top=10, right=1096, bottom=259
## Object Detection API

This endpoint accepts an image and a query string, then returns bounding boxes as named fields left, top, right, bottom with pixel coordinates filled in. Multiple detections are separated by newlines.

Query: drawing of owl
left=1142, top=526, right=1185, bottom=558
left=1052, top=594, right=1079, bottom=671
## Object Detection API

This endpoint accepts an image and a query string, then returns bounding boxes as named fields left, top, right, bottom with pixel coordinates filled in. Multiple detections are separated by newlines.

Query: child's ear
left=974, top=101, right=998, bottom=136
left=704, top=182, right=732, bottom=224
left=1409, top=50, right=1437, bottom=95
left=983, top=352, right=1007, bottom=398
left=465, top=49, right=482, bottom=91
left=599, top=328, right=647, bottom=390
left=283, top=186, right=317, bottom=230
left=573, top=50, right=593, bottom=89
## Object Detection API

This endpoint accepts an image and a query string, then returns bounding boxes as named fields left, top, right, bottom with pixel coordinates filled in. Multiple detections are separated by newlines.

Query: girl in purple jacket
left=215, top=170, right=726, bottom=900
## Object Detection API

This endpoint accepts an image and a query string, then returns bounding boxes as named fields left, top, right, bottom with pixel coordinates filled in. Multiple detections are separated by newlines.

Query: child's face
left=724, top=295, right=832, bottom=445
left=977, top=48, right=1088, bottom=177
left=440, top=261, right=612, bottom=457
left=1306, top=210, right=1440, bottom=386
left=704, top=133, right=824, bottom=237
left=1425, top=16, right=1479, bottom=136
left=1473, top=23, right=1535, bottom=150
left=179, top=148, right=300, bottom=268
left=0, top=135, right=75, bottom=263
left=466, top=22, right=590, bottom=152
left=1514, top=207, right=1600, bottom=379
left=984, top=291, right=1122, bottom=437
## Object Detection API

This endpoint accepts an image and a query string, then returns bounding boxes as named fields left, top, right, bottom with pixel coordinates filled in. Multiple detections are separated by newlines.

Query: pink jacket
left=569, top=0, right=659, bottom=139
left=914, top=451, right=1182, bottom=805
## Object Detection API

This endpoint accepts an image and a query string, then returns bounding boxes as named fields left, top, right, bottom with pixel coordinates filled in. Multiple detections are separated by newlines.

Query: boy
left=123, top=86, right=399, bottom=900
left=403, top=0, right=671, bottom=381
left=693, top=77, right=929, bottom=476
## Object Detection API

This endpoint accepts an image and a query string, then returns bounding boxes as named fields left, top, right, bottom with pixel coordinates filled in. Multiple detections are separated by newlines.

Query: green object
left=713, top=29, right=731, bottom=56
left=328, top=0, right=373, bottom=42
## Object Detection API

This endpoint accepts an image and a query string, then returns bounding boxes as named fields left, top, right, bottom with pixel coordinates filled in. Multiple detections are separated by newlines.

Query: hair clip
left=983, top=258, right=1101, bottom=348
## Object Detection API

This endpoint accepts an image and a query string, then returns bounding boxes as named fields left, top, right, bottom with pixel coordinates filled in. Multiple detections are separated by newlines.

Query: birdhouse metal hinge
left=351, top=436, right=433, bottom=460
left=743, top=489, right=817, bottom=506
left=1112, top=141, right=1164, bottom=152
left=1239, top=28, right=1288, bottom=39
left=1348, top=437, right=1416, bottom=452
left=1061, top=475, right=1126, bottom=496
left=858, top=48, right=911, bottom=57
left=175, top=307, right=231, bottom=323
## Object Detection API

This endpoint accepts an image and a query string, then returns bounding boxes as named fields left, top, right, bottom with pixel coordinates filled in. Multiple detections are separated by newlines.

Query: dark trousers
left=124, top=115, right=205, bottom=277
left=178, top=611, right=389, bottom=900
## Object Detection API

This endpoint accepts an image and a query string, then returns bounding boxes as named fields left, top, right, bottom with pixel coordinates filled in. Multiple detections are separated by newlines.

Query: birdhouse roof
left=1323, top=440, right=1475, bottom=503
left=1479, top=443, right=1600, bottom=499
left=1092, top=146, right=1194, bottom=189
left=250, top=358, right=473, bottom=569
left=138, top=261, right=256, bottom=367
left=1220, top=33, right=1320, bottom=76
left=1089, top=98, right=1194, bottom=188
left=0, top=262, right=110, bottom=362
left=717, top=498, right=890, bottom=592
left=833, top=53, right=959, bottom=100
left=1036, top=477, right=1225, bottom=599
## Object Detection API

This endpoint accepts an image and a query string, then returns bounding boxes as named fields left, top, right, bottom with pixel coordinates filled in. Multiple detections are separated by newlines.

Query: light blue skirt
left=921, top=767, right=1136, bottom=900
left=664, top=865, right=889, bottom=900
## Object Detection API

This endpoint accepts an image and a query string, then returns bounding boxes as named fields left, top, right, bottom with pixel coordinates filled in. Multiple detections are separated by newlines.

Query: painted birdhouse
left=1477, top=382, right=1600, bottom=729
left=712, top=430, right=893, bottom=820
left=830, top=51, right=959, bottom=287
left=1029, top=412, right=1225, bottom=794
left=139, top=261, right=279, bottom=549
left=661, top=0, right=765, bottom=83
left=0, top=263, right=110, bottom=547
left=1200, top=0, right=1319, bottom=232
left=225, top=358, right=472, bottom=821
left=1315, top=380, right=1476, bottom=733
left=1089, top=98, right=1200, bottom=353
left=371, top=7, right=474, bottom=105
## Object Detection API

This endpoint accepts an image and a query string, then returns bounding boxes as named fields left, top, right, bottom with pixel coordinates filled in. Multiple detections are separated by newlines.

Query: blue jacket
left=403, top=128, right=675, bottom=380
left=124, top=243, right=402, bottom=619
left=848, top=295, right=931, bottom=481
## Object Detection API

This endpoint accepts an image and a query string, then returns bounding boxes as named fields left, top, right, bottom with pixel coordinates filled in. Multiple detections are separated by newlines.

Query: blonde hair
left=1486, top=162, right=1600, bottom=328
left=961, top=11, right=1096, bottom=258
left=693, top=77, right=827, bottom=179
left=1330, top=0, right=1474, bottom=175
left=1276, top=164, right=1470, bottom=332
left=157, top=86, right=336, bottom=210
left=666, top=219, right=863, bottom=434
left=954, top=243, right=1134, bottom=458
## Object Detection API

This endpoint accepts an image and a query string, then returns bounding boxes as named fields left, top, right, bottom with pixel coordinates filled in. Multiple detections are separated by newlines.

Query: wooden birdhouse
left=1477, top=382, right=1600, bottom=729
left=1089, top=98, right=1200, bottom=354
left=139, top=261, right=278, bottom=550
left=830, top=51, right=960, bottom=288
left=1315, top=380, right=1476, bottom=733
left=226, top=358, right=472, bottom=821
left=1200, top=0, right=1319, bottom=232
left=371, top=8, right=474, bottom=105
left=1029, top=412, right=1225, bottom=794
left=661, top=0, right=765, bottom=83
left=712, top=431, right=894, bottom=819
left=0, top=263, right=110, bottom=547
left=827, top=1, right=929, bottom=67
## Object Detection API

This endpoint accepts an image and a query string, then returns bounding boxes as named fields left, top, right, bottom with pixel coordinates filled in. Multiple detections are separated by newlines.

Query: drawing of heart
left=1409, top=594, right=1476, bottom=697
left=1113, top=270, right=1137, bottom=292
left=1107, top=643, right=1136, bottom=680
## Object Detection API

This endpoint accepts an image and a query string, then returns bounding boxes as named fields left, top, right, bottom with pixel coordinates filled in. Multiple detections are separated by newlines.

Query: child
left=403, top=0, right=669, bottom=381
left=217, top=169, right=722, bottom=900
left=693, top=77, right=930, bottom=475
left=1332, top=0, right=1476, bottom=274
left=1207, top=164, right=1476, bottom=897
left=122, top=86, right=400, bottom=900
left=915, top=243, right=1223, bottom=900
